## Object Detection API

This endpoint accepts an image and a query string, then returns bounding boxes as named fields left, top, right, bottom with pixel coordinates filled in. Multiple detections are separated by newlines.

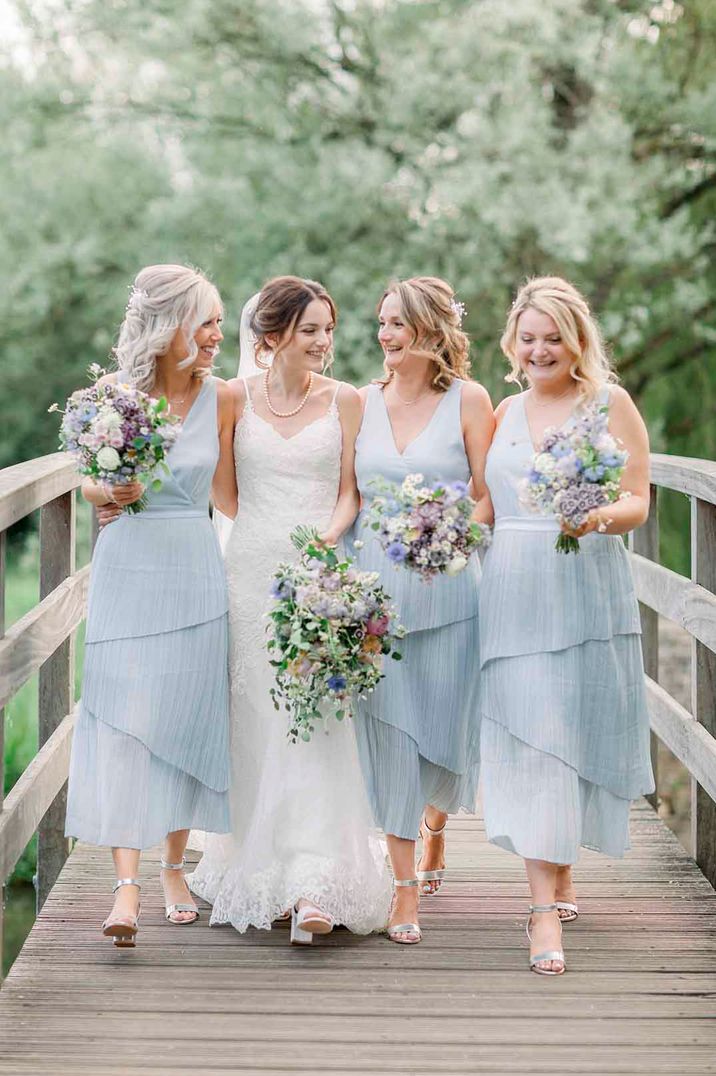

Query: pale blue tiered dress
left=65, top=376, right=231, bottom=849
left=346, top=380, right=481, bottom=840
left=479, top=390, right=654, bottom=863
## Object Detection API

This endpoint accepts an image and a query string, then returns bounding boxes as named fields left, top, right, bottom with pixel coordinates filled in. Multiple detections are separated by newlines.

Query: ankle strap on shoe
left=529, top=902, right=558, bottom=914
left=160, top=857, right=186, bottom=871
left=422, top=816, right=446, bottom=836
left=393, top=878, right=419, bottom=888
left=113, top=877, right=141, bottom=892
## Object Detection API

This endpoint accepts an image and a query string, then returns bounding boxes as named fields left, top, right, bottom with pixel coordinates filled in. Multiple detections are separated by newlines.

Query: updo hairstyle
left=378, top=276, right=471, bottom=392
left=113, top=264, right=222, bottom=390
left=501, top=276, right=617, bottom=398
left=250, top=276, right=338, bottom=369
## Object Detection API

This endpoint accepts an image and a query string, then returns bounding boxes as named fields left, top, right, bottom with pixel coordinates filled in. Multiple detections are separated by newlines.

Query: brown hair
left=250, top=276, right=338, bottom=369
left=377, top=276, right=471, bottom=391
left=501, top=276, right=617, bottom=399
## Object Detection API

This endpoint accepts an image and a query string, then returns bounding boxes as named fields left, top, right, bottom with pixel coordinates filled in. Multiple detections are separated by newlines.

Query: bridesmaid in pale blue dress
left=347, top=277, right=494, bottom=944
left=65, top=265, right=238, bottom=948
left=479, top=276, right=654, bottom=975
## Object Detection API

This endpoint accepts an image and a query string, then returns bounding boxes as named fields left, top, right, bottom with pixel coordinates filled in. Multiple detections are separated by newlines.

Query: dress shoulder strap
left=242, top=377, right=255, bottom=411
left=330, top=380, right=342, bottom=408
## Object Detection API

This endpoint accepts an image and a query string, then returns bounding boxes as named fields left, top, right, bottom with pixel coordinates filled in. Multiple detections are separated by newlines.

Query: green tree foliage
left=1, top=0, right=714, bottom=565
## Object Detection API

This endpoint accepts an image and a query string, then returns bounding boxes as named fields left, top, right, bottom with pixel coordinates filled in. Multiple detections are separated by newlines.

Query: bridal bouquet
left=50, top=365, right=180, bottom=514
left=521, top=403, right=629, bottom=554
left=364, top=473, right=491, bottom=582
left=267, top=527, right=405, bottom=743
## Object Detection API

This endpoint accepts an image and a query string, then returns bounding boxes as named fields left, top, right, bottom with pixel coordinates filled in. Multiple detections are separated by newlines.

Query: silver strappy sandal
left=417, top=816, right=446, bottom=895
left=160, top=857, right=200, bottom=925
left=387, top=878, right=422, bottom=944
left=526, top=902, right=566, bottom=975
left=102, top=878, right=141, bottom=948
left=555, top=900, right=579, bottom=923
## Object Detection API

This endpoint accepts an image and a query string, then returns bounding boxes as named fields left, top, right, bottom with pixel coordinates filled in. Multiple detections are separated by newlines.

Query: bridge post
left=630, top=484, right=660, bottom=809
left=0, top=530, right=5, bottom=976
left=691, top=495, right=716, bottom=889
left=36, top=491, right=75, bottom=911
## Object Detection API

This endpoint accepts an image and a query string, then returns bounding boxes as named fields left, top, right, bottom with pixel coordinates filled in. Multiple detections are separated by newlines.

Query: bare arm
left=462, top=381, right=496, bottom=527
left=211, top=379, right=239, bottom=519
left=320, top=384, right=362, bottom=545
left=563, top=385, right=651, bottom=538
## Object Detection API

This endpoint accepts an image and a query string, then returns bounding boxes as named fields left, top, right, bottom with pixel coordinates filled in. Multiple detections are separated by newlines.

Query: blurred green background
left=2, top=0, right=715, bottom=971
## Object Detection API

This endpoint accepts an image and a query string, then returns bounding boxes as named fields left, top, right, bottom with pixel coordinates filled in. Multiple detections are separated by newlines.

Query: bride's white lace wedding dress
left=188, top=380, right=391, bottom=932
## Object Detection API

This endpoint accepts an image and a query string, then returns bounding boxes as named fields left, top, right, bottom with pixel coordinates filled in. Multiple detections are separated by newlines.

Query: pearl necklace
left=264, top=370, right=314, bottom=418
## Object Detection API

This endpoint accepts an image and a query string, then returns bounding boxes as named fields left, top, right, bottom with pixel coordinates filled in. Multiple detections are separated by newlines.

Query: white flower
left=96, top=446, right=121, bottom=471
left=445, top=555, right=468, bottom=576
left=535, top=452, right=557, bottom=475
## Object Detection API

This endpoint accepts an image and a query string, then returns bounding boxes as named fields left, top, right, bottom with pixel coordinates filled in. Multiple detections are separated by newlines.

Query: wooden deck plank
left=1, top=803, right=715, bottom=1075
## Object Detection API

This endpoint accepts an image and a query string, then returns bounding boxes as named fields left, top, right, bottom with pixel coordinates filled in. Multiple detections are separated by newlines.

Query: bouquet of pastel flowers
left=364, top=473, right=491, bottom=582
left=267, top=526, right=405, bottom=743
left=50, top=365, right=181, bottom=513
left=521, top=403, right=629, bottom=554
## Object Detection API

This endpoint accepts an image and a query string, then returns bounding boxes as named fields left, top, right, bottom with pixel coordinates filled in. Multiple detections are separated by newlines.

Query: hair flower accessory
left=126, top=285, right=150, bottom=312
left=450, top=298, right=467, bottom=324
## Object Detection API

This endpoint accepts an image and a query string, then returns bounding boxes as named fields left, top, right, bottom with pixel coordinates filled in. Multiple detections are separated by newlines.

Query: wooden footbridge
left=1, top=452, right=715, bottom=1074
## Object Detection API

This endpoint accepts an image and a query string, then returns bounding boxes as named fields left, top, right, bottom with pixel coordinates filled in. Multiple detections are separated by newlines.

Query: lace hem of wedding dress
left=188, top=846, right=391, bottom=935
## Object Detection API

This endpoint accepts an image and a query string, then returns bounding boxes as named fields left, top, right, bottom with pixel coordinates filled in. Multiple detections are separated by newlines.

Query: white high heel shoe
left=290, top=902, right=335, bottom=945
left=526, top=902, right=566, bottom=976
left=160, top=857, right=200, bottom=925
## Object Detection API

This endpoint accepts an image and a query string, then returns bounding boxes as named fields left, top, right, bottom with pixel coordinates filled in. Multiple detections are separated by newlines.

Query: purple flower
left=450, top=480, right=468, bottom=496
left=327, top=674, right=347, bottom=692
left=386, top=541, right=408, bottom=563
left=271, top=578, right=294, bottom=600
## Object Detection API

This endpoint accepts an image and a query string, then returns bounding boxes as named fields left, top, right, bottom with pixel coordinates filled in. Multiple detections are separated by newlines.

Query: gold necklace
left=264, top=370, right=314, bottom=418
left=530, top=385, right=579, bottom=407
left=391, top=381, right=434, bottom=406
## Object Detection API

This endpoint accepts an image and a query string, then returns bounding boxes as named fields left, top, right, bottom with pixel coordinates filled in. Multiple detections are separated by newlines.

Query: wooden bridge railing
left=628, top=454, right=716, bottom=888
left=0, top=450, right=715, bottom=982
left=0, top=455, right=86, bottom=982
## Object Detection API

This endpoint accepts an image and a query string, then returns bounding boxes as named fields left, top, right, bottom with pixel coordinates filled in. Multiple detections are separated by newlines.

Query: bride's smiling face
left=273, top=298, right=335, bottom=372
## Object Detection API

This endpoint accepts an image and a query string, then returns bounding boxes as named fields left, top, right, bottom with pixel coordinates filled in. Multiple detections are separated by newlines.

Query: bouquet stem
left=555, top=533, right=580, bottom=554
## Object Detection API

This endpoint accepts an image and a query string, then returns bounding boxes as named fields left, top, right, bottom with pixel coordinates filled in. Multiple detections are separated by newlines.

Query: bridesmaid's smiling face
left=164, top=305, right=224, bottom=371
left=377, top=293, right=415, bottom=370
left=515, top=308, right=574, bottom=389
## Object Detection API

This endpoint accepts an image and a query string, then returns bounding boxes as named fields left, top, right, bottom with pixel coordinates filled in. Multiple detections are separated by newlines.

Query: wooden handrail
left=0, top=455, right=79, bottom=533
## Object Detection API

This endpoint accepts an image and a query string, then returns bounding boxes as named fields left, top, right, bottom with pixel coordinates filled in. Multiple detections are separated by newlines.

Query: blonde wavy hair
left=377, top=276, right=471, bottom=392
left=501, top=276, right=617, bottom=398
left=113, top=264, right=222, bottom=390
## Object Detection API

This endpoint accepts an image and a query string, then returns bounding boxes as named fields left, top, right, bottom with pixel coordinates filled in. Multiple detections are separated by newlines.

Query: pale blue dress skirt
left=479, top=391, right=654, bottom=863
left=65, top=377, right=231, bottom=849
left=347, top=381, right=481, bottom=840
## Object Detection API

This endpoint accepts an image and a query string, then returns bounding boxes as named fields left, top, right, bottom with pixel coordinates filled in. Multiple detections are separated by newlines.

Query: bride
left=189, top=276, right=391, bottom=943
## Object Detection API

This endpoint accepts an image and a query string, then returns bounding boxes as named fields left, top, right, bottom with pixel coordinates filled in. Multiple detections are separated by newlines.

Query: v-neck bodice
left=349, top=379, right=481, bottom=633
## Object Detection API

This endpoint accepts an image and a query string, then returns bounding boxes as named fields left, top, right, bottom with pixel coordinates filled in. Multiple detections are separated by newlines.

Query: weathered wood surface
left=1, top=805, right=715, bottom=1074
left=691, top=496, right=716, bottom=890
left=629, top=490, right=660, bottom=806
left=650, top=453, right=716, bottom=505
left=629, top=552, right=716, bottom=654
left=0, top=565, right=89, bottom=711
left=0, top=454, right=78, bottom=533
left=36, top=492, right=76, bottom=909
left=645, top=677, right=716, bottom=802
left=0, top=712, right=76, bottom=884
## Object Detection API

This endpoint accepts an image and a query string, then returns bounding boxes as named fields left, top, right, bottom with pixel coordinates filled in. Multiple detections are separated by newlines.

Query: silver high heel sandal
left=417, top=815, right=446, bottom=895
left=102, top=878, right=141, bottom=948
left=160, top=857, right=200, bottom=925
left=526, top=902, right=566, bottom=976
left=290, top=902, right=335, bottom=945
left=556, top=900, right=579, bottom=923
left=387, top=878, right=422, bottom=944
